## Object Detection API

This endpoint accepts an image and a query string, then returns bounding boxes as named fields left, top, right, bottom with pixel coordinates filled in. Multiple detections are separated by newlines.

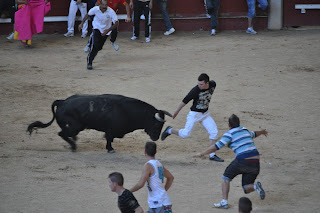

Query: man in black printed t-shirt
left=108, top=172, right=144, bottom=213
left=161, top=73, right=224, bottom=162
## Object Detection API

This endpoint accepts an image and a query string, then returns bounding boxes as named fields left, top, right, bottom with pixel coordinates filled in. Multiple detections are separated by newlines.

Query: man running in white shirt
left=78, top=0, right=119, bottom=70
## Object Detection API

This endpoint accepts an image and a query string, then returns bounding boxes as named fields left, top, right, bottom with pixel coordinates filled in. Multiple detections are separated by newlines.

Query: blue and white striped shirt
left=215, top=126, right=259, bottom=159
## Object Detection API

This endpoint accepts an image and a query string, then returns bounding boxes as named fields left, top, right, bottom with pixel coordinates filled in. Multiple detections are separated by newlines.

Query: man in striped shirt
left=194, top=114, right=268, bottom=209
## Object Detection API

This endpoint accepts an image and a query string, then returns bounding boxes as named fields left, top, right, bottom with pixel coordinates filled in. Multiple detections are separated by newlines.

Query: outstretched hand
left=193, top=153, right=203, bottom=158
left=261, top=129, right=268, bottom=137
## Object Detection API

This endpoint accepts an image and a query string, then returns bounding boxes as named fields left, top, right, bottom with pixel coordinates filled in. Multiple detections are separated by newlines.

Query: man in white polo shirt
left=79, top=0, right=119, bottom=70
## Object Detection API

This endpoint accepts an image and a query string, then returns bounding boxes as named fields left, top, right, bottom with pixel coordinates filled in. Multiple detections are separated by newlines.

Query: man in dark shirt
left=161, top=73, right=224, bottom=162
left=109, top=172, right=144, bottom=213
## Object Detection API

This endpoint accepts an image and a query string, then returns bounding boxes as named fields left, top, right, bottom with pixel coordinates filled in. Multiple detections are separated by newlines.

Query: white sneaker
left=111, top=42, right=119, bottom=51
left=84, top=44, right=90, bottom=53
left=64, top=32, right=74, bottom=37
left=164, top=28, right=175, bottom=36
left=81, top=33, right=87, bottom=38
left=131, top=35, right=138, bottom=40
left=145, top=37, right=151, bottom=43
left=246, top=27, right=257, bottom=34
left=211, top=29, right=216, bottom=36
left=213, top=201, right=228, bottom=209
left=7, top=32, right=14, bottom=40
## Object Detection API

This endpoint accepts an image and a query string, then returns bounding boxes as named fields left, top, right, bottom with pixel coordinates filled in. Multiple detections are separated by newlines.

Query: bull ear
left=155, top=113, right=165, bottom=122
left=161, top=110, right=172, bottom=117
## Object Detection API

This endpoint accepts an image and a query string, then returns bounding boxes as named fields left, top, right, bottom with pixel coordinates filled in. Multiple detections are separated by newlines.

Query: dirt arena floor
left=0, top=29, right=320, bottom=213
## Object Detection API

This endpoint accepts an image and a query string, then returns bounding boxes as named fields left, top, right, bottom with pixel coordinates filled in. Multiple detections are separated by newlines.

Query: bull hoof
left=108, top=149, right=115, bottom=153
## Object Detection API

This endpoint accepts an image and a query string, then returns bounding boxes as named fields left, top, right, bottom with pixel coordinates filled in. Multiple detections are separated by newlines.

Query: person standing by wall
left=130, top=0, right=152, bottom=43
left=245, top=0, right=268, bottom=34
left=153, top=0, right=175, bottom=36
left=204, top=0, right=220, bottom=35
left=64, top=0, right=88, bottom=38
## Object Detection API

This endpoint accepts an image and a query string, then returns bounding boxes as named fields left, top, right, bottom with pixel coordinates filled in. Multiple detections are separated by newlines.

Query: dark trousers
left=87, top=29, right=108, bottom=65
left=87, top=26, right=117, bottom=47
left=205, top=0, right=220, bottom=29
left=110, top=26, right=117, bottom=43
left=133, top=0, right=151, bottom=38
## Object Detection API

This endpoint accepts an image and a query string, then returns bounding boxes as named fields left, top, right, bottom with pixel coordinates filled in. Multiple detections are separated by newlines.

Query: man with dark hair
left=78, top=0, right=119, bottom=69
left=194, top=114, right=268, bottom=209
left=130, top=141, right=174, bottom=213
left=108, top=172, right=144, bottom=213
left=239, top=197, right=252, bottom=213
left=161, top=73, right=224, bottom=162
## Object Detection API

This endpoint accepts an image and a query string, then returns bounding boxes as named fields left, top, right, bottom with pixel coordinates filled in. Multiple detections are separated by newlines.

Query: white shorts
left=178, top=111, right=218, bottom=140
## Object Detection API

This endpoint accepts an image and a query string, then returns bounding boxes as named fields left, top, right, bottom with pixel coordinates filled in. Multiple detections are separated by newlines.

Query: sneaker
left=7, top=32, right=14, bottom=40
left=81, top=33, right=87, bottom=38
left=161, top=126, right=172, bottom=141
left=164, top=28, right=175, bottom=36
left=64, top=32, right=74, bottom=37
left=84, top=44, right=90, bottom=53
left=145, top=37, right=151, bottom=43
left=211, top=29, right=216, bottom=36
left=213, top=201, right=228, bottom=209
left=255, top=182, right=265, bottom=200
left=246, top=27, right=257, bottom=34
left=209, top=155, right=224, bottom=162
left=87, top=64, right=93, bottom=70
left=111, top=42, right=119, bottom=51
left=131, top=35, right=138, bottom=40
left=206, top=14, right=211, bottom=18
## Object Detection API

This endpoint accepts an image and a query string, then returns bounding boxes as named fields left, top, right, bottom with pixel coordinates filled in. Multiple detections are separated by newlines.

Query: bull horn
left=155, top=113, right=165, bottom=122
left=161, top=110, right=172, bottom=117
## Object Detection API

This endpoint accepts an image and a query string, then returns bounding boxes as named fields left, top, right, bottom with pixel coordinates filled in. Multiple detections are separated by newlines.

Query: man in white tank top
left=130, top=142, right=174, bottom=213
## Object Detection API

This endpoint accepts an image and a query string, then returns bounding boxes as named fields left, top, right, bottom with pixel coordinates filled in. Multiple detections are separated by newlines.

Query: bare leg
left=244, top=183, right=255, bottom=193
left=222, top=179, right=230, bottom=200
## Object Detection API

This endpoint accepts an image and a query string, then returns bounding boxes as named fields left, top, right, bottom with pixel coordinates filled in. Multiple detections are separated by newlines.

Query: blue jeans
left=247, top=0, right=268, bottom=18
left=154, top=0, right=173, bottom=31
left=205, top=0, right=220, bottom=29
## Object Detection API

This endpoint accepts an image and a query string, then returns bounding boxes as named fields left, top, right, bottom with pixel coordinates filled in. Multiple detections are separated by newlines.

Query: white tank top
left=146, top=159, right=172, bottom=208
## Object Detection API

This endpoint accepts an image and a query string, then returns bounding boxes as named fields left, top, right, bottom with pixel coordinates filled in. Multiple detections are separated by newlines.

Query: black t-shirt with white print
left=182, top=80, right=216, bottom=113
left=118, top=189, right=140, bottom=213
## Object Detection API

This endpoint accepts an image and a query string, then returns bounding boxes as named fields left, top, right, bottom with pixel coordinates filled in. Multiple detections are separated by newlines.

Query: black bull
left=27, top=94, right=172, bottom=153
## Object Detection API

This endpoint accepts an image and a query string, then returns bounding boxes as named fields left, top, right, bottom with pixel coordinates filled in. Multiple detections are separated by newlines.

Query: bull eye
left=66, top=124, right=69, bottom=128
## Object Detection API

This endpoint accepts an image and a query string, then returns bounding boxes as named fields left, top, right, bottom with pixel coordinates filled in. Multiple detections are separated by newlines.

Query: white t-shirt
left=146, top=159, right=172, bottom=208
left=88, top=6, right=118, bottom=35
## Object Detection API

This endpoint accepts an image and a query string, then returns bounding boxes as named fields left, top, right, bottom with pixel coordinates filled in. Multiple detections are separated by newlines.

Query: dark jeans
left=205, top=0, right=220, bottom=29
left=153, top=0, right=173, bottom=31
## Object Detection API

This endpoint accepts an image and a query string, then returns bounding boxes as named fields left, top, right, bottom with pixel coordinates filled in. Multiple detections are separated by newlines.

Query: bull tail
left=27, top=100, right=64, bottom=135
